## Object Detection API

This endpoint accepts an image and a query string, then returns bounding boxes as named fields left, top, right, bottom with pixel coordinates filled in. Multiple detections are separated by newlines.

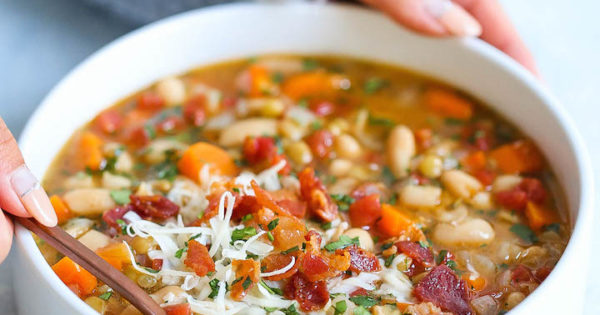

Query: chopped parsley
left=321, top=222, right=333, bottom=230
left=174, top=248, right=186, bottom=259
left=208, top=279, right=222, bottom=299
left=241, top=214, right=253, bottom=222
left=144, top=124, right=156, bottom=139
left=231, top=226, right=257, bottom=242
left=268, top=218, right=280, bottom=231
left=143, top=267, right=159, bottom=274
left=544, top=223, right=560, bottom=233
left=330, top=194, right=355, bottom=211
left=363, top=77, right=387, bottom=94
left=271, top=72, right=284, bottom=83
left=324, top=235, right=360, bottom=252
left=334, top=300, right=347, bottom=315
left=154, top=149, right=179, bottom=181
left=232, top=187, right=241, bottom=193
left=115, top=219, right=128, bottom=235
left=368, top=114, right=394, bottom=127
left=418, top=240, right=431, bottom=248
left=444, top=118, right=464, bottom=126
left=281, top=304, right=300, bottom=315
left=310, top=120, right=323, bottom=131
left=281, top=246, right=300, bottom=255
left=263, top=307, right=278, bottom=313
left=110, top=189, right=131, bottom=205
left=260, top=280, right=283, bottom=295
left=302, top=59, right=319, bottom=71
left=381, top=166, right=396, bottom=184
left=349, top=295, right=379, bottom=307
left=510, top=223, right=538, bottom=243
left=267, top=231, right=274, bottom=242
left=242, top=277, right=253, bottom=290
left=98, top=291, right=112, bottom=301
left=436, top=249, right=448, bottom=265
left=385, top=254, right=396, bottom=267
left=381, top=242, right=394, bottom=250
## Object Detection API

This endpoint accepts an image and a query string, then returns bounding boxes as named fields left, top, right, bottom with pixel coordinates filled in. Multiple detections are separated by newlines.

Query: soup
left=38, top=55, right=569, bottom=315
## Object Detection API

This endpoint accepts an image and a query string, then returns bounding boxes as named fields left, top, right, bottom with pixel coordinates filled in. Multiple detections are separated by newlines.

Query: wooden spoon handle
left=14, top=216, right=166, bottom=315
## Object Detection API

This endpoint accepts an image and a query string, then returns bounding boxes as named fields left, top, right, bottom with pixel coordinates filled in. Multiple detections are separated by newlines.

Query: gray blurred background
left=1, top=0, right=599, bottom=314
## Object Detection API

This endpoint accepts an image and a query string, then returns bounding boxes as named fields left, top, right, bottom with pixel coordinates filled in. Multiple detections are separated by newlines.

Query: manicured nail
left=10, top=165, right=57, bottom=227
left=423, top=0, right=482, bottom=37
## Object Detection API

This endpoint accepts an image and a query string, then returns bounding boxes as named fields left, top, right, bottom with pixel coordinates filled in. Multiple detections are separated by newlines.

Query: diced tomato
left=534, top=266, right=552, bottom=282
left=298, top=168, right=338, bottom=222
left=473, top=169, right=496, bottom=187
left=342, top=245, right=381, bottom=273
left=137, top=91, right=165, bottom=110
left=184, top=240, right=215, bottom=277
left=306, top=130, right=334, bottom=159
left=284, top=273, right=330, bottom=312
left=299, top=230, right=350, bottom=282
left=222, top=96, right=238, bottom=108
left=309, top=101, right=336, bottom=117
left=243, top=136, right=288, bottom=174
left=511, top=264, right=533, bottom=284
left=495, top=177, right=546, bottom=211
left=151, top=259, right=163, bottom=271
left=495, top=189, right=528, bottom=211
left=126, top=125, right=153, bottom=147
left=519, top=178, right=547, bottom=204
left=163, top=304, right=191, bottom=315
left=156, top=116, right=185, bottom=134
left=130, top=195, right=180, bottom=219
left=350, top=288, right=369, bottom=297
left=350, top=182, right=389, bottom=201
left=413, top=265, right=473, bottom=315
left=183, top=95, right=206, bottom=126
left=415, top=128, right=433, bottom=150
left=95, top=109, right=122, bottom=134
left=348, top=194, right=381, bottom=227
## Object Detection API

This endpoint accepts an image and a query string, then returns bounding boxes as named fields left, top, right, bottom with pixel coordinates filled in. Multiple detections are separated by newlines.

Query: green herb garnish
left=281, top=304, right=300, bottom=315
left=110, top=189, right=131, bottom=205
left=510, top=223, right=538, bottom=243
left=268, top=218, right=280, bottom=231
left=98, top=291, right=112, bottom=301
left=544, top=223, right=560, bottom=233
left=174, top=248, right=186, bottom=259
left=231, top=226, right=257, bottom=242
left=349, top=295, right=378, bottom=307
left=436, top=249, right=448, bottom=265
left=334, top=300, right=347, bottom=315
left=281, top=246, right=300, bottom=255
left=302, top=59, right=319, bottom=71
left=385, top=254, right=396, bottom=267
left=368, top=114, right=394, bottom=127
left=363, top=77, right=387, bottom=94
left=267, top=231, right=275, bottom=242
left=242, top=277, right=253, bottom=290
left=324, top=235, right=360, bottom=252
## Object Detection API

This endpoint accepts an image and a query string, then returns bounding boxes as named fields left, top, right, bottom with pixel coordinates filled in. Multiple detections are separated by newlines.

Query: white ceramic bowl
left=14, top=3, right=593, bottom=315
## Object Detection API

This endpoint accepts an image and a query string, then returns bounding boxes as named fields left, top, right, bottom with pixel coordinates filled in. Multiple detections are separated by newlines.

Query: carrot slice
left=177, top=142, right=238, bottom=182
left=96, top=242, right=130, bottom=271
left=525, top=201, right=559, bottom=231
left=79, top=131, right=103, bottom=171
left=282, top=72, right=342, bottom=101
left=489, top=140, right=543, bottom=174
left=376, top=204, right=414, bottom=238
left=462, top=273, right=486, bottom=291
left=424, top=88, right=473, bottom=120
left=248, top=65, right=273, bottom=98
left=51, top=257, right=97, bottom=297
left=462, top=150, right=486, bottom=172
left=50, top=195, right=71, bottom=224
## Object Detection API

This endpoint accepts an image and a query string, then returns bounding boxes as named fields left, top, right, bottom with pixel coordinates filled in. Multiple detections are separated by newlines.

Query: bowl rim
left=14, top=2, right=594, bottom=314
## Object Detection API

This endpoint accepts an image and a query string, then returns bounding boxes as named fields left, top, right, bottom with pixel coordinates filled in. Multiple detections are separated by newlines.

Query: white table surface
left=0, top=0, right=598, bottom=314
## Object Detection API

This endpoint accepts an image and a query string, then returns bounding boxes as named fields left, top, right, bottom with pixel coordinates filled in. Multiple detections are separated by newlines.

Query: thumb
left=0, top=117, right=57, bottom=227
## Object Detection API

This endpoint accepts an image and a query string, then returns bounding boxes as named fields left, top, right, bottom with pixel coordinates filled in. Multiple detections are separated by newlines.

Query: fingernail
left=10, top=165, right=57, bottom=227
left=423, top=0, right=482, bottom=37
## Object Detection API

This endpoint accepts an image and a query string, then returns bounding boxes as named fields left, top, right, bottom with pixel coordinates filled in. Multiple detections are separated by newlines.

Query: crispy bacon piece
left=230, top=259, right=260, bottom=301
left=232, top=195, right=261, bottom=221
left=348, top=194, right=381, bottom=227
left=495, top=178, right=546, bottom=211
left=137, top=91, right=165, bottom=110
left=129, top=195, right=179, bottom=219
left=183, top=95, right=206, bottom=126
left=184, top=240, right=215, bottom=277
left=306, top=130, right=334, bottom=159
left=243, top=136, right=290, bottom=175
left=299, top=230, right=350, bottom=282
left=261, top=252, right=300, bottom=281
left=414, top=265, right=473, bottom=315
left=511, top=265, right=534, bottom=284
left=151, top=259, right=164, bottom=271
left=284, top=272, right=330, bottom=312
left=395, top=241, right=434, bottom=268
left=277, top=199, right=307, bottom=218
left=298, top=168, right=338, bottom=222
left=254, top=207, right=305, bottom=251
left=102, top=205, right=131, bottom=230
left=163, top=304, right=191, bottom=315
left=251, top=181, right=294, bottom=217
left=341, top=245, right=381, bottom=273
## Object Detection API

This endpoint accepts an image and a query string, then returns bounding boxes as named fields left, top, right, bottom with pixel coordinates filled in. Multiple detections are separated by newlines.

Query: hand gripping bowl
left=13, top=3, right=593, bottom=314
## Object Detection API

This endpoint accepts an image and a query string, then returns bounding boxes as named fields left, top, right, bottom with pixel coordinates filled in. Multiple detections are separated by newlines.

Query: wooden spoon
left=14, top=215, right=166, bottom=315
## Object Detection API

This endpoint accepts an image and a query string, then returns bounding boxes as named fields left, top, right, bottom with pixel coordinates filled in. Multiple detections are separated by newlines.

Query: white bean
left=219, top=118, right=278, bottom=147
left=285, top=141, right=313, bottom=165
left=64, top=173, right=95, bottom=190
left=434, top=205, right=468, bottom=223
left=505, top=292, right=526, bottom=310
left=278, top=119, right=307, bottom=141
left=400, top=185, right=441, bottom=208
left=492, top=175, right=523, bottom=192
left=387, top=125, right=415, bottom=178
left=433, top=218, right=495, bottom=247
left=156, top=76, right=186, bottom=106
left=62, top=218, right=95, bottom=238
left=63, top=188, right=116, bottom=215
left=441, top=170, right=483, bottom=199
left=329, top=159, right=353, bottom=177
left=114, top=152, right=133, bottom=173
left=335, top=134, right=362, bottom=160
left=77, top=230, right=111, bottom=252
left=418, top=155, right=443, bottom=178
left=144, top=139, right=187, bottom=164
left=101, top=172, right=131, bottom=190
left=470, top=191, right=493, bottom=210
left=343, top=228, right=374, bottom=252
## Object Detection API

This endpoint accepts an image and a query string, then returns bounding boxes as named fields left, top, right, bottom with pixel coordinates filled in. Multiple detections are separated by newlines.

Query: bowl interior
left=16, top=3, right=593, bottom=314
